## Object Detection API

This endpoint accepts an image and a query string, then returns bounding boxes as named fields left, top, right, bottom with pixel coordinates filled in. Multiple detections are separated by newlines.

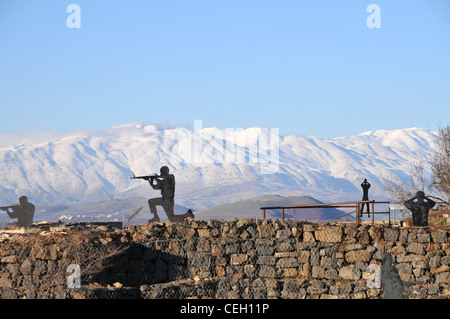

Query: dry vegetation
left=19, top=229, right=129, bottom=299
left=385, top=124, right=450, bottom=207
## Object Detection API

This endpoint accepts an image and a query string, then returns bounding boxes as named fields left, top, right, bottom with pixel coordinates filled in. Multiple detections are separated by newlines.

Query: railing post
left=388, top=205, right=391, bottom=225
left=282, top=208, right=285, bottom=220
left=372, top=201, right=375, bottom=224
left=356, top=203, right=360, bottom=224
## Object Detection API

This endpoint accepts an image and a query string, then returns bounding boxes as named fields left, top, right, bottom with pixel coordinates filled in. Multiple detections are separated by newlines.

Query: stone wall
left=1, top=219, right=449, bottom=299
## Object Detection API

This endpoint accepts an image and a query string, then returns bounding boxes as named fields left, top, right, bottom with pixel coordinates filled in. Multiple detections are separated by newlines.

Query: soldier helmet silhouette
left=160, top=166, right=170, bottom=176
left=415, top=191, right=425, bottom=199
left=19, top=196, right=28, bottom=204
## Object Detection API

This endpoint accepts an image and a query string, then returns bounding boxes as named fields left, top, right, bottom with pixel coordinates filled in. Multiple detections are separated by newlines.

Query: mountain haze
left=194, top=195, right=354, bottom=222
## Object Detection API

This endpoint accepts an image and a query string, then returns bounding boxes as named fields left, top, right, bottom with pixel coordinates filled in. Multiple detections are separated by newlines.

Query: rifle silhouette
left=130, top=173, right=159, bottom=183
left=0, top=204, right=20, bottom=212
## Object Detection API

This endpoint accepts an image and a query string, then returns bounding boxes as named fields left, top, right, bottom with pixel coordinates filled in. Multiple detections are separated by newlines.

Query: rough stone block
left=383, top=228, right=399, bottom=242
left=314, top=226, right=343, bottom=243
left=431, top=231, right=447, bottom=244
left=345, top=250, right=372, bottom=263
left=231, top=254, right=248, bottom=265
left=311, top=265, right=325, bottom=279
left=303, top=232, right=315, bottom=243
left=406, top=242, right=426, bottom=255
left=339, top=266, right=361, bottom=280
left=276, top=258, right=298, bottom=268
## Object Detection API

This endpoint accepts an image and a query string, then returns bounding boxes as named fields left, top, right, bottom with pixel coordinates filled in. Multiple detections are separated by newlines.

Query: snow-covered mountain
left=0, top=123, right=436, bottom=212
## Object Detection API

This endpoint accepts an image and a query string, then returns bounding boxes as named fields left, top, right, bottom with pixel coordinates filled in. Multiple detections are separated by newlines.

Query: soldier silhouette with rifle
left=132, top=166, right=194, bottom=223
left=1, top=196, right=35, bottom=227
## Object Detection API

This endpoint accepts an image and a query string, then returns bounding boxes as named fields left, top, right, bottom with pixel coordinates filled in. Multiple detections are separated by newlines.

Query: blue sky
left=0, top=0, right=449, bottom=138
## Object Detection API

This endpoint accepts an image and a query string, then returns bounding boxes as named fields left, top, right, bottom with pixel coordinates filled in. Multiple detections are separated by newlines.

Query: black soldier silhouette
left=403, top=191, right=435, bottom=227
left=147, top=166, right=195, bottom=223
left=360, top=179, right=371, bottom=217
left=1, top=196, right=35, bottom=227
left=380, top=253, right=405, bottom=299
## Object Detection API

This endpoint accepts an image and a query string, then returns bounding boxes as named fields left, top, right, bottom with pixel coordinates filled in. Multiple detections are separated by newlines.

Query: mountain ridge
left=0, top=123, right=436, bottom=213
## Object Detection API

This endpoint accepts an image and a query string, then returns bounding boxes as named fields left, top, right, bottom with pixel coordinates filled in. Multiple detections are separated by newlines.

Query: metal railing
left=260, top=200, right=391, bottom=224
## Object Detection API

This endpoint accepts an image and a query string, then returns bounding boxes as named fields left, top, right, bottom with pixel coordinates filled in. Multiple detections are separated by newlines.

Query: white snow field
left=0, top=123, right=436, bottom=222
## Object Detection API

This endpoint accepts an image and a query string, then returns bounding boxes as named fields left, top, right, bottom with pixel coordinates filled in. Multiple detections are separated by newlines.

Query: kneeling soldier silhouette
left=147, top=166, right=194, bottom=223
left=1, top=196, right=35, bottom=227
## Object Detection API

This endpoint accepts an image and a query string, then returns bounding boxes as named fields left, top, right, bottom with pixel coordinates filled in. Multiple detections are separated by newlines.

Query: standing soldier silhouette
left=147, top=166, right=195, bottom=223
left=360, top=179, right=371, bottom=217
left=403, top=191, right=435, bottom=227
